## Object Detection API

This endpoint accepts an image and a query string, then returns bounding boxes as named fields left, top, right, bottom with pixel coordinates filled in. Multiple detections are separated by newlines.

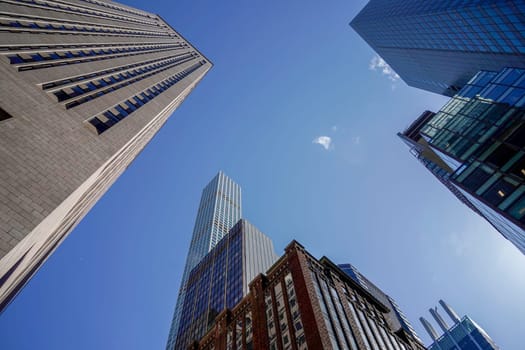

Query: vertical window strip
left=377, top=325, right=396, bottom=350
left=356, top=308, right=380, bottom=350
left=366, top=316, right=388, bottom=350
left=311, top=272, right=339, bottom=349
left=329, top=285, right=359, bottom=350
left=347, top=302, right=372, bottom=350
left=387, top=332, right=402, bottom=350
left=318, top=276, right=348, bottom=350
left=275, top=281, right=293, bottom=350
left=265, top=292, right=278, bottom=350
left=284, top=273, right=307, bottom=349
left=319, top=278, right=350, bottom=350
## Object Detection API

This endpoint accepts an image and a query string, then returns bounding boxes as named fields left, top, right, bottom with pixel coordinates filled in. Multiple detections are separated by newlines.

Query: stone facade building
left=192, top=241, right=425, bottom=350
left=0, top=0, right=211, bottom=311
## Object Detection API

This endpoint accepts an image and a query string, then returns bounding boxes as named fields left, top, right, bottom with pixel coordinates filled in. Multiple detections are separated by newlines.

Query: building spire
left=439, top=300, right=460, bottom=324
left=429, top=307, right=450, bottom=333
left=419, top=316, right=439, bottom=341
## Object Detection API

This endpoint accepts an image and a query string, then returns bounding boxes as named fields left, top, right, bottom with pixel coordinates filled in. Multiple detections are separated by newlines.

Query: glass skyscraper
left=351, top=0, right=525, bottom=96
left=166, top=171, right=242, bottom=349
left=420, top=300, right=499, bottom=350
left=401, top=67, right=524, bottom=254
left=174, top=219, right=278, bottom=350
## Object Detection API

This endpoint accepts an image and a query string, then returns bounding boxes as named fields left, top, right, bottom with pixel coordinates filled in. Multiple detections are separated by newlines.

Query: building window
left=509, top=157, right=525, bottom=179
left=461, top=165, right=494, bottom=192
left=284, top=273, right=307, bottom=350
left=485, top=143, right=517, bottom=168
left=482, top=176, right=519, bottom=206
left=348, top=302, right=372, bottom=350
left=311, top=272, right=339, bottom=349
left=0, top=108, right=13, bottom=121
left=508, top=194, right=525, bottom=222
left=87, top=61, right=204, bottom=134
left=506, top=122, right=525, bottom=148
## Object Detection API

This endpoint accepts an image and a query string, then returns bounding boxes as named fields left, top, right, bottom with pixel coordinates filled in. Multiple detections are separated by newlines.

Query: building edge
left=0, top=65, right=211, bottom=313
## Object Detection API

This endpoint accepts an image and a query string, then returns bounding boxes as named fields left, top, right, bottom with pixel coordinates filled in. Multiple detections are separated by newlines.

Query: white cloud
left=369, top=55, right=400, bottom=82
left=331, top=125, right=338, bottom=132
left=313, top=136, right=332, bottom=150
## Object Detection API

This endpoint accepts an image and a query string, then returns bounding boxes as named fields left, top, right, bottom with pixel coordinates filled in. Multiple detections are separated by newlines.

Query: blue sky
left=2, top=1, right=525, bottom=349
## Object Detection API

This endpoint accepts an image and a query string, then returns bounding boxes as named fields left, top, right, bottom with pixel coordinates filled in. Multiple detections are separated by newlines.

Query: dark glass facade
left=174, top=219, right=278, bottom=350
left=401, top=67, right=524, bottom=254
left=351, top=0, right=525, bottom=96
left=167, top=172, right=241, bottom=349
left=418, top=67, right=525, bottom=253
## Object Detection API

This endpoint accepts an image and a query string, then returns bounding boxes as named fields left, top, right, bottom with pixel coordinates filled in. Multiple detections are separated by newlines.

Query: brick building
left=0, top=0, right=211, bottom=311
left=192, top=241, right=425, bottom=350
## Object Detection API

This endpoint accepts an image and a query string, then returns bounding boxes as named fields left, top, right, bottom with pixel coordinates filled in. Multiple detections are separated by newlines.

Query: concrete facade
left=0, top=0, right=212, bottom=311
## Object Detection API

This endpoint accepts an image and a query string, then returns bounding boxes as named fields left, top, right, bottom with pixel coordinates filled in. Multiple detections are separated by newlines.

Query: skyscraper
left=193, top=241, right=425, bottom=350
left=0, top=0, right=212, bottom=312
left=400, top=67, right=525, bottom=254
left=167, top=172, right=242, bottom=349
left=351, top=0, right=525, bottom=96
left=174, top=219, right=278, bottom=350
left=420, top=300, right=499, bottom=350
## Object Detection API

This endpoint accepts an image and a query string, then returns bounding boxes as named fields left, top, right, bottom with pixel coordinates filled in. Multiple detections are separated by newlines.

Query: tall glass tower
left=351, top=0, right=525, bottom=96
left=166, top=171, right=242, bottom=349
left=174, top=219, right=278, bottom=350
